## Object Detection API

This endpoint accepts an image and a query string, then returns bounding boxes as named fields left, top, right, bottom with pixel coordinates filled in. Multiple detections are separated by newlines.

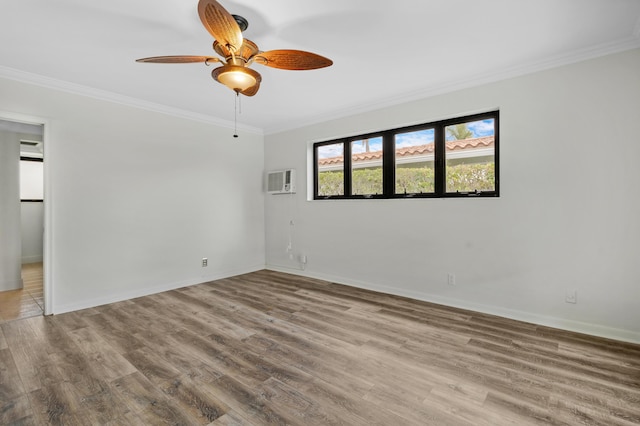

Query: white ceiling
left=1, top=0, right=639, bottom=135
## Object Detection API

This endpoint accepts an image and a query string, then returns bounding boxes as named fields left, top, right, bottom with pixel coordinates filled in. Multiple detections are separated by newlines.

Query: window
left=316, top=142, right=344, bottom=197
left=445, top=117, right=497, bottom=194
left=20, top=157, right=44, bottom=201
left=351, top=137, right=383, bottom=196
left=313, top=111, right=498, bottom=199
left=395, top=128, right=435, bottom=195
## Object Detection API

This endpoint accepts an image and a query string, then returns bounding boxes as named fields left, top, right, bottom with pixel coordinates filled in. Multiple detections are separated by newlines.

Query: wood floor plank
left=467, top=337, right=640, bottom=394
left=62, top=380, right=132, bottom=425
left=0, top=348, right=26, bottom=402
left=202, top=374, right=305, bottom=425
left=103, top=301, right=182, bottom=337
left=425, top=386, right=503, bottom=426
left=222, top=278, right=351, bottom=315
left=241, top=334, right=375, bottom=398
left=208, top=286, right=298, bottom=316
left=66, top=327, right=137, bottom=382
left=161, top=375, right=229, bottom=424
left=1, top=270, right=639, bottom=425
left=27, top=382, right=85, bottom=425
left=205, top=329, right=315, bottom=387
left=46, top=311, right=89, bottom=333
left=79, top=312, right=145, bottom=355
left=280, top=309, right=372, bottom=346
left=210, top=410, right=256, bottom=425
left=0, top=392, right=35, bottom=425
left=363, top=381, right=479, bottom=426
left=47, top=350, right=106, bottom=397
left=132, top=331, right=226, bottom=383
left=0, top=327, right=7, bottom=351
left=548, top=393, right=640, bottom=426
left=149, top=290, right=257, bottom=341
left=256, top=377, right=313, bottom=416
left=290, top=376, right=409, bottom=426
left=1, top=319, right=65, bottom=393
left=168, top=329, right=272, bottom=388
left=482, top=391, right=558, bottom=425
left=121, top=349, right=183, bottom=386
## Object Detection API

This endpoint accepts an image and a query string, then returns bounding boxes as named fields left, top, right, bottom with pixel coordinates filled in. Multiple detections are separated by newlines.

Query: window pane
left=317, top=143, right=344, bottom=196
left=445, top=119, right=495, bottom=193
left=395, top=129, right=435, bottom=194
left=351, top=137, right=383, bottom=195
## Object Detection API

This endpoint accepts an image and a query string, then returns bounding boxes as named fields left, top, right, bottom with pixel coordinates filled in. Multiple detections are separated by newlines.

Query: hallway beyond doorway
left=0, top=262, right=43, bottom=324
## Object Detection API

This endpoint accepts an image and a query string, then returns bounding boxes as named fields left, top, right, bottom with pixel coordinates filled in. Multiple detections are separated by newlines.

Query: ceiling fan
left=136, top=0, right=333, bottom=97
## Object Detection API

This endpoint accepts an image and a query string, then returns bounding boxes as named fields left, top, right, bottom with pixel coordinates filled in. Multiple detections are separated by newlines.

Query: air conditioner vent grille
left=267, top=169, right=296, bottom=194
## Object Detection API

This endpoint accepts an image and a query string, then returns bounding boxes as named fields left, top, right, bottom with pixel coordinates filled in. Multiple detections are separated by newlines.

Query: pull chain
left=233, top=92, right=239, bottom=138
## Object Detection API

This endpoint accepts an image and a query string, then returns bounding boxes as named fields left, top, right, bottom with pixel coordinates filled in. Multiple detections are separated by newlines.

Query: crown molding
left=264, top=38, right=640, bottom=135
left=2, top=35, right=638, bottom=138
left=0, top=66, right=263, bottom=135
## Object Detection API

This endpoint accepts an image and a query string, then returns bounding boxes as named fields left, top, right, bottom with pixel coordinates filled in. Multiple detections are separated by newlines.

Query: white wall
left=21, top=202, right=43, bottom=264
left=0, top=130, right=23, bottom=290
left=0, top=77, right=266, bottom=313
left=264, top=48, right=640, bottom=343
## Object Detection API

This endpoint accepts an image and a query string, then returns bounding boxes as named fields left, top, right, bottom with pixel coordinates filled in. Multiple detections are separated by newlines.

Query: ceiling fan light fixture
left=137, top=0, right=333, bottom=98
left=212, top=65, right=260, bottom=93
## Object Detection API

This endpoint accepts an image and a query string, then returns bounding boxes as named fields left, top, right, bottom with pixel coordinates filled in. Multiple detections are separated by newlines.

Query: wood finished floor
left=0, top=263, right=44, bottom=324
left=1, top=270, right=639, bottom=425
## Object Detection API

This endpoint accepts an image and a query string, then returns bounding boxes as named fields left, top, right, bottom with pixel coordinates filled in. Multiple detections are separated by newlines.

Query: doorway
left=0, top=115, right=48, bottom=322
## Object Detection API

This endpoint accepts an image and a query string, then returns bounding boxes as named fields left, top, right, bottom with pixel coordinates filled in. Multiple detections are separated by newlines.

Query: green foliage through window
left=317, top=171, right=344, bottom=196
left=319, top=163, right=495, bottom=196
left=446, top=163, right=495, bottom=192
left=396, top=167, right=435, bottom=194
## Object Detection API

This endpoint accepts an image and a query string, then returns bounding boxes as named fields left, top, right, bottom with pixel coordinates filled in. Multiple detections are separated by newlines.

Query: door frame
left=0, top=110, right=52, bottom=315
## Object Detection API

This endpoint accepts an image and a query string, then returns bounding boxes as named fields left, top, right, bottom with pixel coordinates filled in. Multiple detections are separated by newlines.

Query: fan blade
left=198, top=0, right=243, bottom=51
left=255, top=50, right=333, bottom=70
left=241, top=81, right=260, bottom=97
left=136, top=56, right=219, bottom=64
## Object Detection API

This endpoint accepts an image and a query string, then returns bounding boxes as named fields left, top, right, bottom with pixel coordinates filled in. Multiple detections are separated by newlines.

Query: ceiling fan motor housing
left=232, top=15, right=249, bottom=32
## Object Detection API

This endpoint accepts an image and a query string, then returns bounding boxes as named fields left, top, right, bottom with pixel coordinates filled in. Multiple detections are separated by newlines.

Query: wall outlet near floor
left=565, top=289, right=577, bottom=304
left=202, top=258, right=208, bottom=267
left=447, top=273, right=456, bottom=286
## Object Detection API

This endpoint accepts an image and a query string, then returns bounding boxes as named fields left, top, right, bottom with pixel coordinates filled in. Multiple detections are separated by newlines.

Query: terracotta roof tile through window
left=318, top=136, right=494, bottom=166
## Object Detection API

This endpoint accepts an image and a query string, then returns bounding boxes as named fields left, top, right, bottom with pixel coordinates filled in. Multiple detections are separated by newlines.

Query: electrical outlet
left=565, top=289, right=577, bottom=304
left=300, top=254, right=307, bottom=264
left=447, top=273, right=456, bottom=286
left=202, top=258, right=208, bottom=267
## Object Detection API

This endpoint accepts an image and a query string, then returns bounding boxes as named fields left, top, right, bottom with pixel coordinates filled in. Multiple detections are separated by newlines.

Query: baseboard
left=0, top=278, right=24, bottom=291
left=52, top=263, right=265, bottom=315
left=266, top=264, right=640, bottom=345
left=22, top=255, right=43, bottom=264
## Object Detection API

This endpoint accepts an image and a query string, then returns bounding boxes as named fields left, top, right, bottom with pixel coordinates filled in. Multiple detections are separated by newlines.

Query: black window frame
left=313, top=111, right=499, bottom=200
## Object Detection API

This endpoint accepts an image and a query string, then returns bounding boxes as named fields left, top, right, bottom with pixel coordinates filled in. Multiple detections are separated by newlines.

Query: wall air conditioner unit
left=267, top=169, right=296, bottom=194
